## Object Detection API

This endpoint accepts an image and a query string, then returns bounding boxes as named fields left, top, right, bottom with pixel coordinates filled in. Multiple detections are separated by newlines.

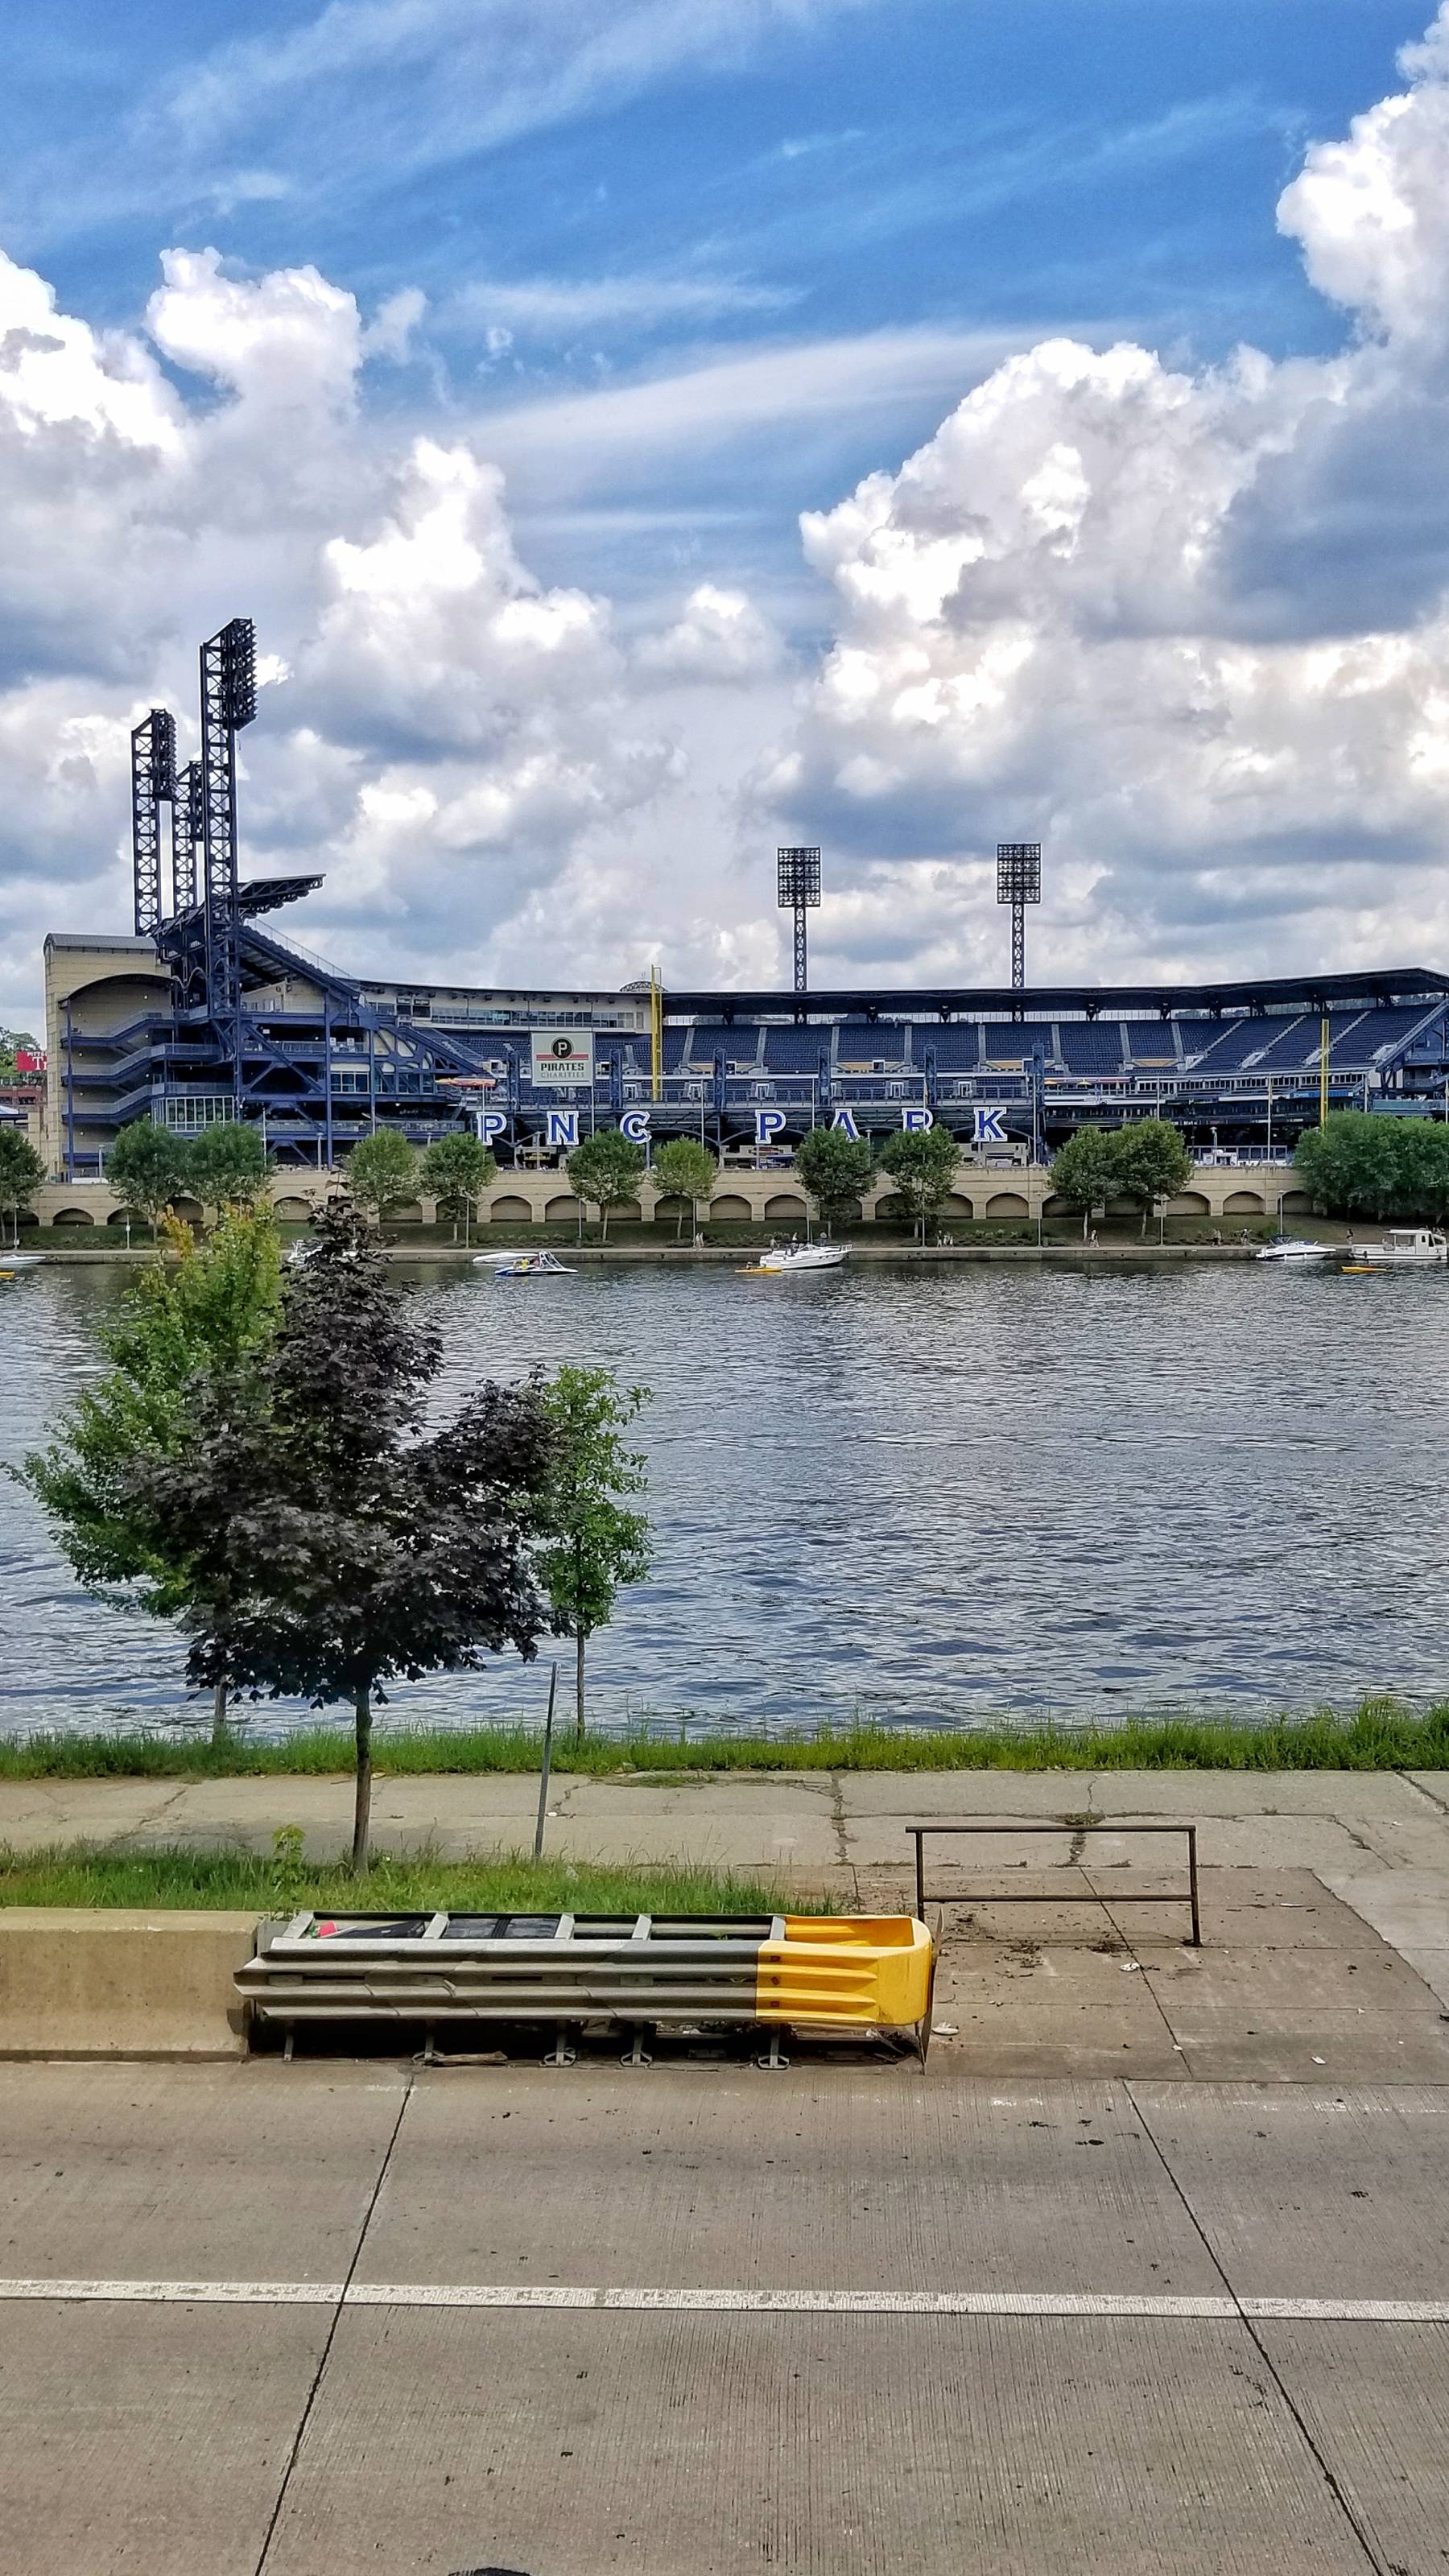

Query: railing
left=908, top=1821, right=1201, bottom=1946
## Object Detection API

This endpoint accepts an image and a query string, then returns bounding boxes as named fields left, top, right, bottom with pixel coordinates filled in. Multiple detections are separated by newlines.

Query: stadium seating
left=835, top=1021, right=907, bottom=1067
left=976, top=1022, right=1058, bottom=1063
left=761, top=1025, right=832, bottom=1071
left=1058, top=1022, right=1126, bottom=1073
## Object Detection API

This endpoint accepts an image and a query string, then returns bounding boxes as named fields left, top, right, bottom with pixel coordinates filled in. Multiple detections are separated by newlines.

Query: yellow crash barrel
left=753, top=1915, right=932, bottom=2029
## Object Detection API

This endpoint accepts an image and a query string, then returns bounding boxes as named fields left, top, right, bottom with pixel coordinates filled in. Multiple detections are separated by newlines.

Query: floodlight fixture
left=778, top=845, right=822, bottom=993
left=997, top=841, right=1042, bottom=993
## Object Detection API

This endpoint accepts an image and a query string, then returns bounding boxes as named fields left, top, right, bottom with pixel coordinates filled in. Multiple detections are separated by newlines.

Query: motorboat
left=473, top=1249, right=574, bottom=1278
left=1255, top=1237, right=1333, bottom=1265
left=1341, top=1228, right=1448, bottom=1270
left=743, top=1241, right=850, bottom=1275
left=0, top=1251, right=40, bottom=1276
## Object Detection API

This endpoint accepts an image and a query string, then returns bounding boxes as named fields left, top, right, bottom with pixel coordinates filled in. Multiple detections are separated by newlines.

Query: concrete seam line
left=3, top=2279, right=1448, bottom=2322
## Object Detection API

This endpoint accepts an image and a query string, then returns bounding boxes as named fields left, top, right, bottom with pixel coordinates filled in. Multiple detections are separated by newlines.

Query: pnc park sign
left=469, top=1052, right=1009, bottom=1151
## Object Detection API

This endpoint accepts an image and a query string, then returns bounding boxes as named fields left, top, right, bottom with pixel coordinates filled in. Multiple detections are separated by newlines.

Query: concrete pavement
left=4, top=2058, right=1449, bottom=2573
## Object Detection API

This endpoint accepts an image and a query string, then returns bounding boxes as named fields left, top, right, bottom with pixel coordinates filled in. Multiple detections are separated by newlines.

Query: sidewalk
left=6, top=1765, right=1449, bottom=2081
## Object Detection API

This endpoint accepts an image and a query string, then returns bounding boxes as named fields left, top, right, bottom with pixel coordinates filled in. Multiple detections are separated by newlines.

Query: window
left=160, top=1095, right=234, bottom=1133
left=330, top=1068, right=369, bottom=1096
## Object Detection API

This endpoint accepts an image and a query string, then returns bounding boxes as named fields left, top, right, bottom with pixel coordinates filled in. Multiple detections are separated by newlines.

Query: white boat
left=748, top=1241, right=850, bottom=1274
left=1343, top=1228, right=1448, bottom=1269
left=0, top=1252, right=40, bottom=1275
left=1255, top=1238, right=1333, bottom=1265
left=473, top=1249, right=574, bottom=1278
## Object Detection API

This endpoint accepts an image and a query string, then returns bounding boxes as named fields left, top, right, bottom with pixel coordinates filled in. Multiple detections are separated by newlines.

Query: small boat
left=0, top=1252, right=41, bottom=1277
left=1255, top=1238, right=1332, bottom=1266
left=741, top=1241, right=850, bottom=1275
left=473, top=1249, right=574, bottom=1278
left=1340, top=1228, right=1448, bottom=1270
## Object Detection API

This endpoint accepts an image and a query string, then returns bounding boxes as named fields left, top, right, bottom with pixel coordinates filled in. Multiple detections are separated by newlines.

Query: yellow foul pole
left=1319, top=1011, right=1331, bottom=1127
left=650, top=965, right=663, bottom=1102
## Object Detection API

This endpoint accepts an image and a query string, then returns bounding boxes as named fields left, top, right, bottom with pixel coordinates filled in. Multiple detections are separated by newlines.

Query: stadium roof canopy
left=663, top=968, right=1449, bottom=1023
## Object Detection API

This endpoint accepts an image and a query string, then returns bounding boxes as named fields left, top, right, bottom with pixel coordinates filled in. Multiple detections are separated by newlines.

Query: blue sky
left=1, top=0, right=1429, bottom=598
left=4, top=0, right=1449, bottom=1026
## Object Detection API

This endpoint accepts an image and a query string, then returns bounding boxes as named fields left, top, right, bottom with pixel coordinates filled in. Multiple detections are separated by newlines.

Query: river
left=1, top=1255, right=1443, bottom=1738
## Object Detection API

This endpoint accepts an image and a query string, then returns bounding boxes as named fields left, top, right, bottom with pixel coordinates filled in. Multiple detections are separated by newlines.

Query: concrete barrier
left=0, top=1909, right=255, bottom=2058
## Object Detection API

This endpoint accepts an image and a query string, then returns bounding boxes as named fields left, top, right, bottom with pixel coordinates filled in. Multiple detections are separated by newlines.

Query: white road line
left=2, top=2279, right=1447, bottom=2322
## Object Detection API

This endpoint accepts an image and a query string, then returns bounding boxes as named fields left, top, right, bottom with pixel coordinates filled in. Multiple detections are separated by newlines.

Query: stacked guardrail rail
left=235, top=1910, right=934, bottom=2061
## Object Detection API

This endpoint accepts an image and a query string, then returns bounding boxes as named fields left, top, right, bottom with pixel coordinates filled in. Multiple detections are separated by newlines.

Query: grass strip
left=0, top=1843, right=813, bottom=1916
left=2, top=1698, right=1447, bottom=1778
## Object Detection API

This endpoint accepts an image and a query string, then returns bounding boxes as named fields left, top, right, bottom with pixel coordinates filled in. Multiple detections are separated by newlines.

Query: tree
left=650, top=1137, right=716, bottom=1243
left=106, top=1120, right=192, bottom=1234
left=187, top=1119, right=269, bottom=1224
left=116, top=1203, right=555, bottom=1869
left=22, top=1209, right=283, bottom=1742
left=877, top=1121, right=962, bottom=1243
left=0, top=1028, right=39, bottom=1084
left=1113, top=1119, right=1193, bottom=1236
left=794, top=1125, right=875, bottom=1232
left=1294, top=1113, right=1449, bottom=1220
left=1048, top=1127, right=1121, bottom=1240
left=345, top=1127, right=420, bottom=1227
left=0, top=1125, right=44, bottom=1245
left=567, top=1129, right=648, bottom=1242
left=535, top=1364, right=651, bottom=1740
left=421, top=1133, right=497, bottom=1244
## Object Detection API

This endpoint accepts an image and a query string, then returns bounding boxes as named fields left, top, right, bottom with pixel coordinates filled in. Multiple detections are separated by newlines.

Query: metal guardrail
left=236, top=1910, right=935, bottom=2066
left=908, top=1822, right=1202, bottom=1946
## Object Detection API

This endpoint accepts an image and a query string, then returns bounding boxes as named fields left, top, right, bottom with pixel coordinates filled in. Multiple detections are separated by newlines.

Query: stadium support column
left=200, top=617, right=257, bottom=1102
left=171, top=762, right=202, bottom=913
left=997, top=843, right=1042, bottom=1016
left=130, top=708, right=176, bottom=938
left=778, top=847, right=821, bottom=997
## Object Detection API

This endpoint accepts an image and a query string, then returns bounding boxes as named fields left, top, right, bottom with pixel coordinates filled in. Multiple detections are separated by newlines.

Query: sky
left=2, top=0, right=1449, bottom=1032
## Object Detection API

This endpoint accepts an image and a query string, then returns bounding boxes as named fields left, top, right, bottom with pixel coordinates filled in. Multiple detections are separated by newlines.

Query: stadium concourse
left=36, top=919, right=1449, bottom=1189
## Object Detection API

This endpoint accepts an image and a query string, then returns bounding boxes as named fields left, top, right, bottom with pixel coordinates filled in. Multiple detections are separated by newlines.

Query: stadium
left=34, top=619, right=1449, bottom=1205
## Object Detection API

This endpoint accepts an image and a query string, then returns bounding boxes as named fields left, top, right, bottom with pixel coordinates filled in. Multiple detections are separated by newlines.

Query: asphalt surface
left=4, top=2056, right=1449, bottom=2574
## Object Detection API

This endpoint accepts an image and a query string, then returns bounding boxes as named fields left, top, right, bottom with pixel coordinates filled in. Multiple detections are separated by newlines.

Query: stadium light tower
left=997, top=841, right=1042, bottom=997
left=778, top=846, right=821, bottom=995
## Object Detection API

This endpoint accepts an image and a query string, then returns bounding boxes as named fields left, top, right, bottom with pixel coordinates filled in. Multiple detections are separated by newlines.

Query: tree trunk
left=575, top=1629, right=586, bottom=1744
left=601, top=1201, right=609, bottom=1245
left=676, top=1205, right=684, bottom=1243
left=211, top=1678, right=231, bottom=1750
left=1082, top=1208, right=1088, bottom=1241
left=351, top=1685, right=374, bottom=1873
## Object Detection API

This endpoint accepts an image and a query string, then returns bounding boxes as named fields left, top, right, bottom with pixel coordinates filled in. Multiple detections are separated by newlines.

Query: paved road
left=4, top=2056, right=1449, bottom=2574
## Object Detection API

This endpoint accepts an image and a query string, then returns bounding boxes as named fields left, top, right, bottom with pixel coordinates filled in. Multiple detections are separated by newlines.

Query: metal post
left=1319, top=1012, right=1331, bottom=1127
left=533, top=1663, right=557, bottom=1861
left=1187, top=1824, right=1202, bottom=1947
left=778, top=848, right=820, bottom=999
left=914, top=1828, right=925, bottom=1923
left=1011, top=902, right=1024, bottom=990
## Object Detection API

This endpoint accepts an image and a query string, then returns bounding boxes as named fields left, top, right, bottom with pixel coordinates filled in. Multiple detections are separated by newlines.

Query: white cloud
left=452, top=274, right=795, bottom=337
left=636, top=584, right=782, bottom=680
left=756, top=6, right=1449, bottom=983
left=15, top=15, right=1449, bottom=1024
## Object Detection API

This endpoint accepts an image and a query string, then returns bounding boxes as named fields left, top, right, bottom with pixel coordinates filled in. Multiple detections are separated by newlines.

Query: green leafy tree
left=114, top=1203, right=555, bottom=1869
left=1048, top=1127, right=1121, bottom=1240
left=421, top=1133, right=497, bottom=1244
left=0, top=1125, right=44, bottom=1245
left=567, top=1129, right=648, bottom=1242
left=1113, top=1119, right=1193, bottom=1236
left=0, top=1028, right=39, bottom=1084
left=794, top=1125, right=875, bottom=1232
left=22, top=1209, right=283, bottom=1742
left=106, top=1120, right=192, bottom=1234
left=650, top=1137, right=716, bottom=1242
left=345, top=1126, right=420, bottom=1226
left=535, top=1364, right=652, bottom=1740
left=877, top=1121, right=962, bottom=1243
left=1295, top=1113, right=1449, bottom=1221
left=187, top=1119, right=269, bottom=1224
